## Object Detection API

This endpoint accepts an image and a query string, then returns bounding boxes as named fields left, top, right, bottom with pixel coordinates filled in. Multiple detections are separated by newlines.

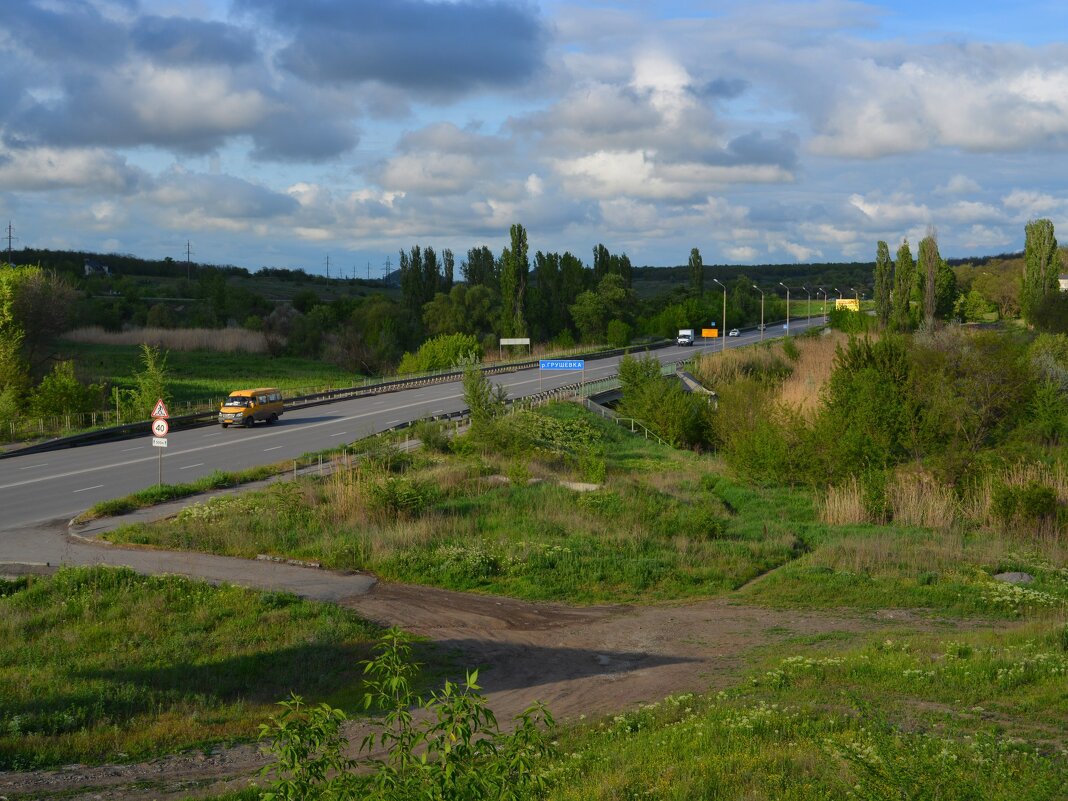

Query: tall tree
left=689, top=247, right=704, bottom=295
left=422, top=246, right=439, bottom=303
left=891, top=239, right=915, bottom=332
left=1022, top=218, right=1060, bottom=325
left=442, top=248, right=455, bottom=291
left=498, top=223, right=529, bottom=337
left=873, top=240, right=893, bottom=328
left=399, top=246, right=423, bottom=313
left=462, top=246, right=497, bottom=290
left=918, top=234, right=940, bottom=327
left=592, top=244, right=611, bottom=280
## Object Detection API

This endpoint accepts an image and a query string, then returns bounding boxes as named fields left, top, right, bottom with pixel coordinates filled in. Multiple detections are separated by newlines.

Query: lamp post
left=801, top=285, right=812, bottom=326
left=752, top=285, right=765, bottom=341
left=851, top=286, right=860, bottom=306
left=817, top=287, right=827, bottom=318
left=779, top=281, right=790, bottom=335
left=712, top=278, right=727, bottom=352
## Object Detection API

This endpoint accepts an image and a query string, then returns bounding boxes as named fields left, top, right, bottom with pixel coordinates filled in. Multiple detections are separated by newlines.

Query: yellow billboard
left=701, top=328, right=718, bottom=338
left=835, top=298, right=860, bottom=311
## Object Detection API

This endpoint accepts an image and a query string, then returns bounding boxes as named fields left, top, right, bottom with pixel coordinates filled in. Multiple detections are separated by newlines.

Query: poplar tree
left=891, top=239, right=914, bottom=332
left=499, top=223, right=529, bottom=336
left=689, top=247, right=704, bottom=295
left=1022, top=218, right=1059, bottom=325
left=442, top=248, right=454, bottom=291
left=918, top=235, right=940, bottom=327
left=873, top=240, right=893, bottom=328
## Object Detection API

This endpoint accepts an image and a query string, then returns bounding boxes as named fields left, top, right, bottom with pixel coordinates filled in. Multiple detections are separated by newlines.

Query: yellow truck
left=218, top=388, right=283, bottom=427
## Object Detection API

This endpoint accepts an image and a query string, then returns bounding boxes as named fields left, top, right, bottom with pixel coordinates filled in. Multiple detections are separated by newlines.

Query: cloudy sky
left=3, top=0, right=1068, bottom=274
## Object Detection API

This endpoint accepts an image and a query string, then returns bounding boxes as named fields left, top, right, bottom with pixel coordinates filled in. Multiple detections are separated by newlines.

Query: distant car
left=728, top=328, right=740, bottom=337
left=758, top=324, right=766, bottom=331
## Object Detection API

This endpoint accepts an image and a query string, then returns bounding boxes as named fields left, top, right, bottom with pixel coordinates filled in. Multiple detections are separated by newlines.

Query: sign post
left=151, top=400, right=170, bottom=485
left=538, top=359, right=585, bottom=395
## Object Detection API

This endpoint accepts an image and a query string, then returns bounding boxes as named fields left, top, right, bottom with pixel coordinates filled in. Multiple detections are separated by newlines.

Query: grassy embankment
left=107, top=402, right=1068, bottom=615
left=0, top=567, right=381, bottom=770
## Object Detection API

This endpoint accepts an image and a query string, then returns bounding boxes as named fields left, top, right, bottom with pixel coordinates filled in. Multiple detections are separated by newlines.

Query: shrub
left=28, top=361, right=102, bottom=418
left=412, top=420, right=450, bottom=453
left=397, top=333, right=481, bottom=374
left=258, top=628, right=555, bottom=801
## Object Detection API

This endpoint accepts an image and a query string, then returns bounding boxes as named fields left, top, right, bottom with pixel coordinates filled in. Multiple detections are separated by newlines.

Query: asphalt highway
left=0, top=318, right=821, bottom=531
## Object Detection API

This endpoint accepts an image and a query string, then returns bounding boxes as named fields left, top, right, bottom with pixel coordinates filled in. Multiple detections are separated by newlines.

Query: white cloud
left=937, top=174, right=982, bottom=195
left=725, top=245, right=759, bottom=261
left=0, top=145, right=144, bottom=191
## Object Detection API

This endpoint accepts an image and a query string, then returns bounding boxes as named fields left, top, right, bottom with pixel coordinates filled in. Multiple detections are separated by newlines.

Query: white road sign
left=152, top=437, right=168, bottom=448
left=151, top=418, right=170, bottom=437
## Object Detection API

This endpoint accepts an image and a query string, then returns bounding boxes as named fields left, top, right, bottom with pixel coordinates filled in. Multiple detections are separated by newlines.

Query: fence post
left=293, top=461, right=297, bottom=479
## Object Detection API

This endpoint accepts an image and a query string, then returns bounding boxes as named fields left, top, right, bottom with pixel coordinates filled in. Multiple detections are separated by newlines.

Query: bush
left=412, top=420, right=451, bottom=453
left=397, top=333, right=482, bottom=374
left=991, top=481, right=1058, bottom=527
left=259, top=629, right=555, bottom=801
left=28, top=361, right=102, bottom=418
left=606, top=318, right=632, bottom=347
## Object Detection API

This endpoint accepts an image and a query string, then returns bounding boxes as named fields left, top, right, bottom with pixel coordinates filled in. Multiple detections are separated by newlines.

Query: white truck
left=677, top=328, right=695, bottom=346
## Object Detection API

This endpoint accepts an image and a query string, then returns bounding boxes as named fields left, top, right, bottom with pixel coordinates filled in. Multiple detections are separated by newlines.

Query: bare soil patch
left=1, top=575, right=922, bottom=800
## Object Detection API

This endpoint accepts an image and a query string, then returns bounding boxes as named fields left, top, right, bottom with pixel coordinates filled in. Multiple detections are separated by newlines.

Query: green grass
left=103, top=403, right=1068, bottom=615
left=79, top=465, right=279, bottom=520
left=57, top=341, right=359, bottom=406
left=544, top=618, right=1068, bottom=800
left=0, top=566, right=381, bottom=770
left=105, top=405, right=818, bottom=604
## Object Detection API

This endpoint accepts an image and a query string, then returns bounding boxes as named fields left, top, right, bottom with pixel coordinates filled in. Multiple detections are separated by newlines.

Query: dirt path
left=0, top=522, right=932, bottom=800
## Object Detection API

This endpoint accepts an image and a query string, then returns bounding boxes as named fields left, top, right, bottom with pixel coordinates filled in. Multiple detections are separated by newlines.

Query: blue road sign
left=539, top=359, right=585, bottom=370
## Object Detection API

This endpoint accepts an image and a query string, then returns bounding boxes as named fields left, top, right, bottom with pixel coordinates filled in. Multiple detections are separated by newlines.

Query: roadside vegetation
left=0, top=566, right=380, bottom=770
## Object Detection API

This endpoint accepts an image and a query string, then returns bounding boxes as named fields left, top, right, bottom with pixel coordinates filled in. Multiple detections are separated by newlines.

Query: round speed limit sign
left=151, top=418, right=170, bottom=437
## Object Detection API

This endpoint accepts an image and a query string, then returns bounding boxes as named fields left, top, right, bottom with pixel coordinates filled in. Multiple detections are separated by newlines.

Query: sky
left=3, top=0, right=1068, bottom=275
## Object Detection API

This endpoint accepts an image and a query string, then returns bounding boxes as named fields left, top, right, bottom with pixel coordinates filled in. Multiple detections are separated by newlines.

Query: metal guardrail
left=0, top=339, right=678, bottom=458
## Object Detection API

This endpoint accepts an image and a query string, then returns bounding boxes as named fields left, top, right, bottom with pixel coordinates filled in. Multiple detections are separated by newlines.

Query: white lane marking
left=19, top=463, right=48, bottom=470
left=330, top=431, right=349, bottom=437
left=385, top=420, right=399, bottom=426
left=264, top=446, right=284, bottom=452
left=179, top=463, right=205, bottom=470
left=201, top=432, right=223, bottom=438
left=73, top=484, right=104, bottom=493
left=121, top=446, right=142, bottom=452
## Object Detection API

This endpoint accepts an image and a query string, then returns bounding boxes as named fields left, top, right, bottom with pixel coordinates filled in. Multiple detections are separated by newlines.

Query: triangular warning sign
left=151, top=398, right=170, bottom=419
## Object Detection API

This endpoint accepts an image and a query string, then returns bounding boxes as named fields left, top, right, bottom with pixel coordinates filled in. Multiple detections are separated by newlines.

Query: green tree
left=0, top=264, right=75, bottom=371
left=873, top=240, right=893, bottom=328
left=918, top=234, right=940, bottom=327
left=1021, top=218, right=1060, bottom=325
left=498, top=224, right=529, bottom=337
left=461, top=245, right=497, bottom=290
left=441, top=248, right=454, bottom=291
left=29, top=361, right=103, bottom=418
left=891, top=240, right=915, bottom=332
left=462, top=364, right=507, bottom=429
left=689, top=247, right=704, bottom=295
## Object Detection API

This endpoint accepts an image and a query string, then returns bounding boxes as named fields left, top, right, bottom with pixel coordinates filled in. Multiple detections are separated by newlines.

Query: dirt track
left=0, top=544, right=929, bottom=800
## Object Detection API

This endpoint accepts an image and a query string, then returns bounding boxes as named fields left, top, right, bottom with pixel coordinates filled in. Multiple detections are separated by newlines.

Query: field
left=58, top=340, right=359, bottom=407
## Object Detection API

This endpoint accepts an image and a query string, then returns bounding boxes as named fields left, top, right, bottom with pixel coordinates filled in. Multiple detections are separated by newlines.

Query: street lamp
left=801, top=285, right=812, bottom=325
left=817, top=286, right=827, bottom=318
left=712, top=278, right=727, bottom=353
left=779, top=281, right=790, bottom=335
left=752, top=285, right=765, bottom=341
left=851, top=286, right=860, bottom=306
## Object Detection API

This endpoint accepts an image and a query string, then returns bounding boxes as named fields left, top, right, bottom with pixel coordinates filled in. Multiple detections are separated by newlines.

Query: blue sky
left=3, top=0, right=1068, bottom=275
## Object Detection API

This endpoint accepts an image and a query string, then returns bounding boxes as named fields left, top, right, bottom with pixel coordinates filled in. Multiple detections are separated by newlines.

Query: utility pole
left=325, top=254, right=330, bottom=280
left=367, top=260, right=370, bottom=281
left=384, top=255, right=391, bottom=280
left=185, top=240, right=193, bottom=281
left=5, top=222, right=15, bottom=266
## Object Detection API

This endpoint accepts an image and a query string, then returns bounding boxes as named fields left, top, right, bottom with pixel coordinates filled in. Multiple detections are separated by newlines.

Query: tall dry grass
left=692, top=343, right=788, bottom=387
left=965, top=462, right=1068, bottom=525
left=818, top=476, right=868, bottom=525
left=887, top=470, right=959, bottom=531
left=63, top=326, right=268, bottom=353
left=778, top=332, right=847, bottom=415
